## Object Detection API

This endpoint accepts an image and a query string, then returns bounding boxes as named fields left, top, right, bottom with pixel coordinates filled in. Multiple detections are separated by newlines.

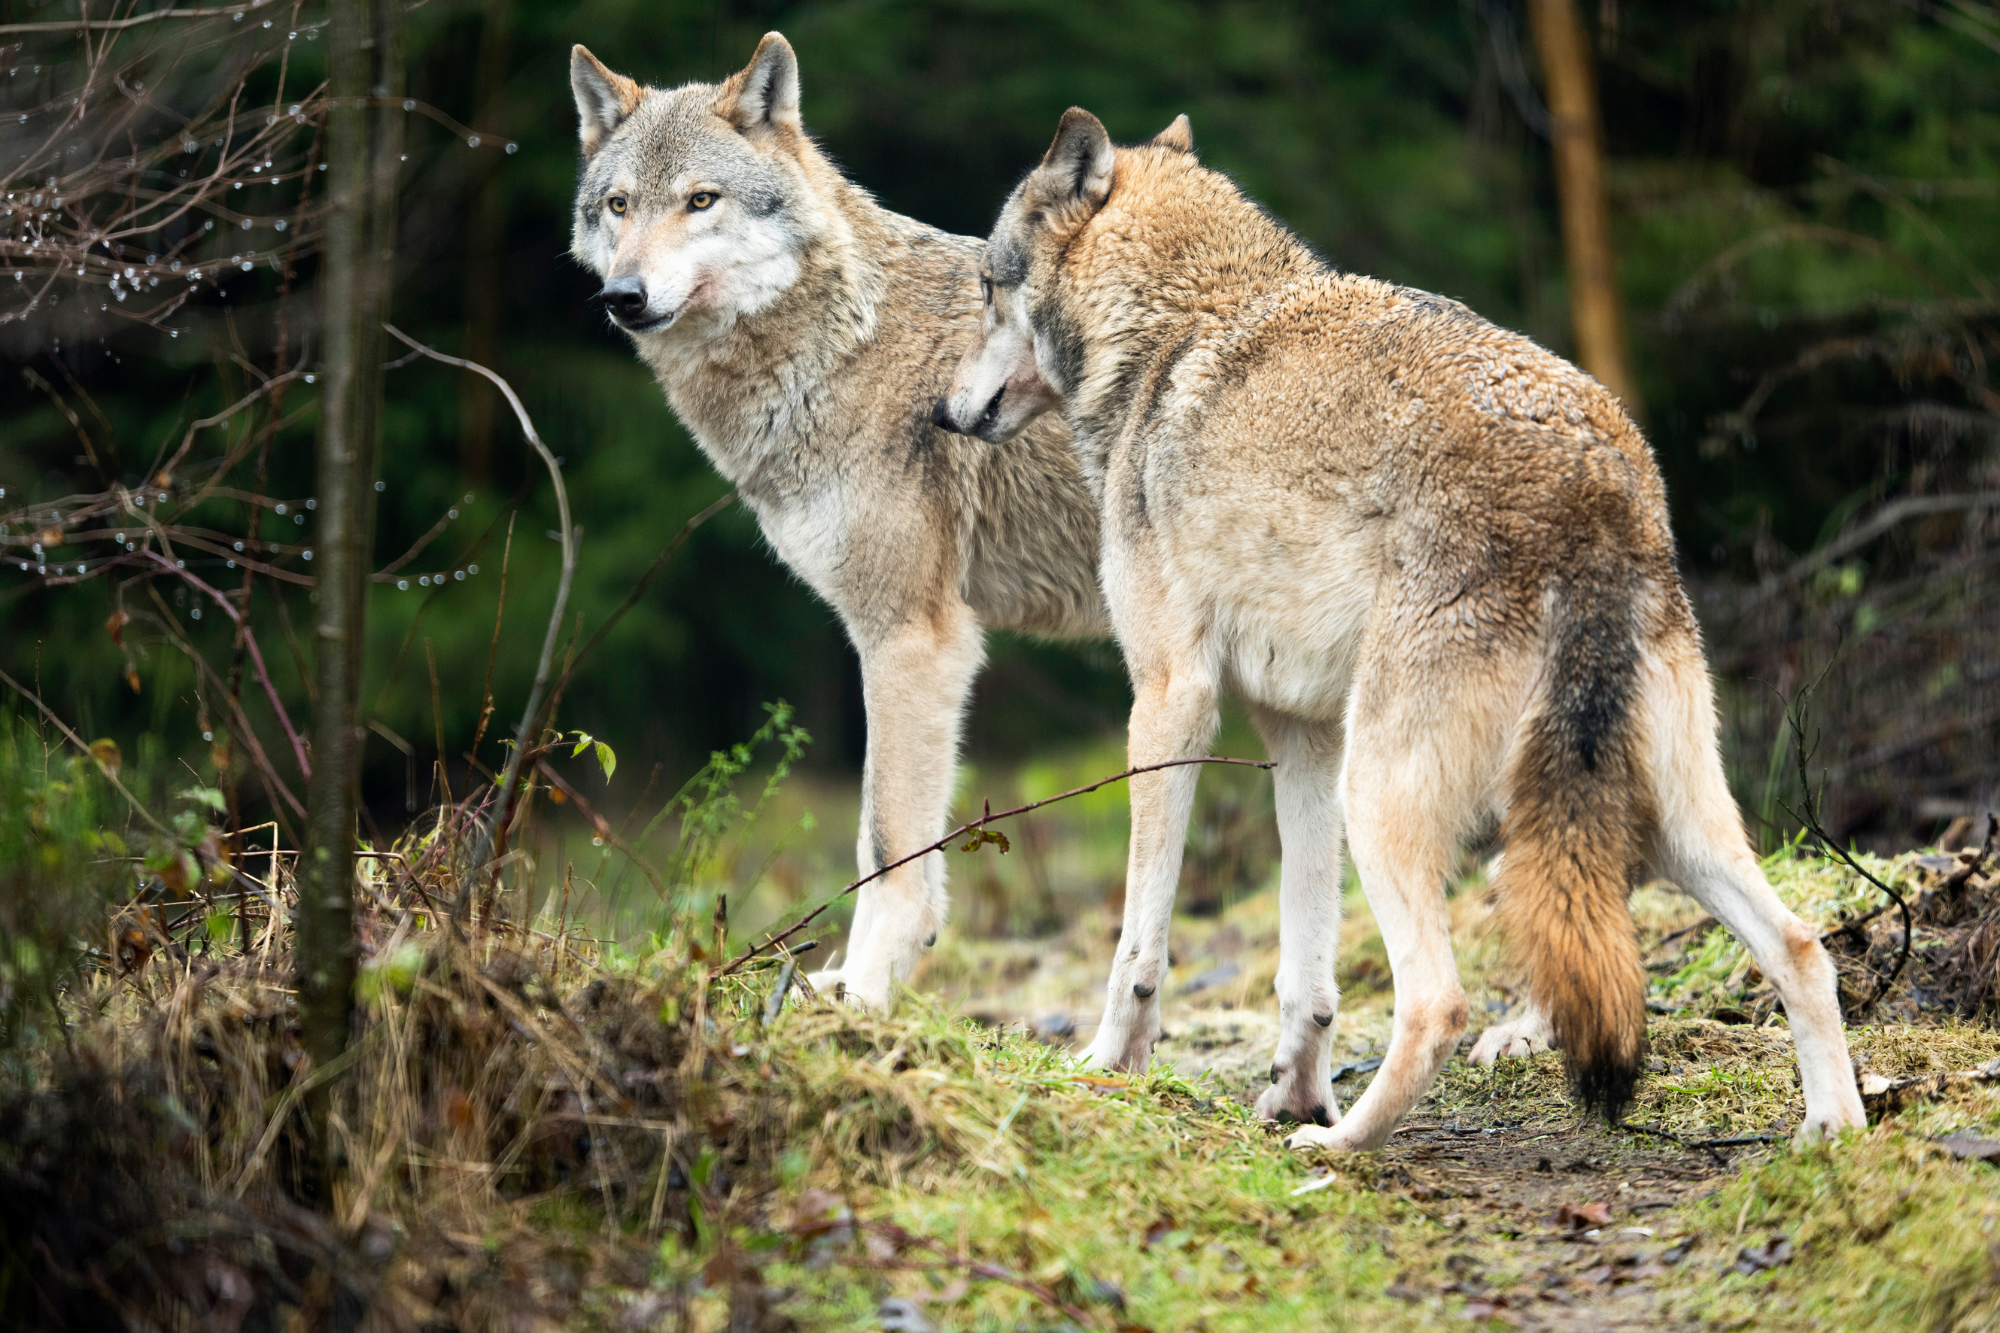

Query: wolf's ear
left=718, top=32, right=801, bottom=133
left=1150, top=114, right=1194, bottom=154
left=1038, top=108, right=1116, bottom=213
left=572, top=46, right=641, bottom=156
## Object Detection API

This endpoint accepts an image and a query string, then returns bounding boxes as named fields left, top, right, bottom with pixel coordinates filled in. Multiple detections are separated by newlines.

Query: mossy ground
left=725, top=830, right=2000, bottom=1333
left=18, top=732, right=2000, bottom=1331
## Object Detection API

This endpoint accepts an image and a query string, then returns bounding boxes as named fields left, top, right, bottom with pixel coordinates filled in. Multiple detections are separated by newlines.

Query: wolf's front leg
left=814, top=607, right=985, bottom=1009
left=1081, top=664, right=1218, bottom=1071
left=1247, top=709, right=1347, bottom=1129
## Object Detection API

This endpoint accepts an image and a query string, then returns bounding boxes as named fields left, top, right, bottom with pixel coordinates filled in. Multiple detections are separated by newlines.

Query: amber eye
left=689, top=191, right=717, bottom=211
left=607, top=195, right=627, bottom=216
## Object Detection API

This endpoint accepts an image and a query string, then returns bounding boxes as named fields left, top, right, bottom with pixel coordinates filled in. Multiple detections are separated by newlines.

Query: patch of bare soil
left=1363, top=1119, right=1735, bottom=1330
left=1144, top=1007, right=1758, bottom=1328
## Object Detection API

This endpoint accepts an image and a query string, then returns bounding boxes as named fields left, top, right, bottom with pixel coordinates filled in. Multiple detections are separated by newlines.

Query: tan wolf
left=568, top=35, right=1106, bottom=1007
left=936, top=109, right=1868, bottom=1149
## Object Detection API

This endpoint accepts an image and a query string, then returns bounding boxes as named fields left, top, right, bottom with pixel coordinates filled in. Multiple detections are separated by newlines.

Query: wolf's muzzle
left=595, top=276, right=650, bottom=325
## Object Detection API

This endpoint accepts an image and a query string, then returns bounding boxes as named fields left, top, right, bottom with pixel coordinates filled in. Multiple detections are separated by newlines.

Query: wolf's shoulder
left=874, top=208, right=985, bottom=263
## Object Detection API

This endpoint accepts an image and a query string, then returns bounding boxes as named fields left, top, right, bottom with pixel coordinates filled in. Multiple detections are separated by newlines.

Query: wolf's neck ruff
left=632, top=174, right=890, bottom=495
left=1035, top=149, right=1322, bottom=473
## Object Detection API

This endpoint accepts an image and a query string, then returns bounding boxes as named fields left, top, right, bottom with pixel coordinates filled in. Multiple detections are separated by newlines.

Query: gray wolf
left=568, top=35, right=1106, bottom=1006
left=936, top=109, right=1867, bottom=1149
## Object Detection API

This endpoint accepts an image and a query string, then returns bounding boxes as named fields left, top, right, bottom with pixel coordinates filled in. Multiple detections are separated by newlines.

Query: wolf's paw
left=804, top=968, right=887, bottom=1009
left=1468, top=1012, right=1555, bottom=1067
left=1255, top=1077, right=1339, bottom=1130
left=1795, top=1096, right=1868, bottom=1143
left=1078, top=1025, right=1155, bottom=1074
left=1282, top=1121, right=1369, bottom=1153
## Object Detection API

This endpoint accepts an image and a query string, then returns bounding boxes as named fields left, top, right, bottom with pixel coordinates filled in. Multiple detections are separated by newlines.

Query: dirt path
left=1366, top=1118, right=1735, bottom=1329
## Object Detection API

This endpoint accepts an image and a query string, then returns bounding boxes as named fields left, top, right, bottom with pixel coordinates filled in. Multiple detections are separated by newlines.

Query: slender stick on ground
left=719, top=755, right=1276, bottom=976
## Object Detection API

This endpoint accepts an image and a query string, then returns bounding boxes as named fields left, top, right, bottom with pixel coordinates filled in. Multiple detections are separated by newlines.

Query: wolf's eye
left=979, top=277, right=992, bottom=304
left=607, top=196, right=627, bottom=216
left=689, top=191, right=717, bottom=211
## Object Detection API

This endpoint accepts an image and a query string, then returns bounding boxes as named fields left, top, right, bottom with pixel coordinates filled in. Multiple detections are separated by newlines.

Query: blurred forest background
left=4, top=0, right=1998, bottom=864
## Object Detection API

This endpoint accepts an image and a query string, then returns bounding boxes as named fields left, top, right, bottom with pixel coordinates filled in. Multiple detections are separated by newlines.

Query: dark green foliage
left=0, top=716, right=126, bottom=1056
left=2, top=0, right=1994, bottom=842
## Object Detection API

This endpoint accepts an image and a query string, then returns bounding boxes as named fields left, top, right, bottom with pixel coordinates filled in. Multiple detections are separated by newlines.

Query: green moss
left=1664, top=1134, right=2000, bottom=1331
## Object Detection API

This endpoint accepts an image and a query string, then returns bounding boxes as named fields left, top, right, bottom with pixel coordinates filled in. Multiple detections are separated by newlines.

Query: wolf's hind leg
left=1079, top=662, right=1218, bottom=1072
left=1287, top=664, right=1493, bottom=1152
left=1248, top=707, right=1347, bottom=1129
left=1640, top=651, right=1866, bottom=1139
left=815, top=606, right=985, bottom=1009
left=1469, top=998, right=1555, bottom=1066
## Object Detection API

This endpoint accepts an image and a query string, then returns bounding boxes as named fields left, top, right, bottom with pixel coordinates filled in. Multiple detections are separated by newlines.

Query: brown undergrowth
left=11, top=712, right=2000, bottom=1330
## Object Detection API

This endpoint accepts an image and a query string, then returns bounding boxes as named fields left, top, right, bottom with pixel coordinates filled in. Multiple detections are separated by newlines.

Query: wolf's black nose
left=929, top=397, right=954, bottom=431
left=596, top=276, right=648, bottom=321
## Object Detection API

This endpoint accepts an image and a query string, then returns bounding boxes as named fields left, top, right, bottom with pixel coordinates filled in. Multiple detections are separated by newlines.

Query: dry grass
left=10, top=728, right=2000, bottom=1330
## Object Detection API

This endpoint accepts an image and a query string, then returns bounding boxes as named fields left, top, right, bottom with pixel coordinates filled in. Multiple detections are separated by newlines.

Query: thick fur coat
left=569, top=37, right=1106, bottom=1005
left=940, top=110, right=1867, bottom=1150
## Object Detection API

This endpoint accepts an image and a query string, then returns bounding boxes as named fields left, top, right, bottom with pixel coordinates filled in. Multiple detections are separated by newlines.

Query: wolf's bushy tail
left=1495, top=555, right=1649, bottom=1122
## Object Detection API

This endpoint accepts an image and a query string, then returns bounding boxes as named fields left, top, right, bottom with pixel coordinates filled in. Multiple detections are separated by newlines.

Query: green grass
left=11, top=718, right=2000, bottom=1330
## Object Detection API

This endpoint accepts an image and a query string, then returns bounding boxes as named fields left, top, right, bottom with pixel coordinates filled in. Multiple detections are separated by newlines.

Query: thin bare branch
left=720, top=755, right=1277, bottom=976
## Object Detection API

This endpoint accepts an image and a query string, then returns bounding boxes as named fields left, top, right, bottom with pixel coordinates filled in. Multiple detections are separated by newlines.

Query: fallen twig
left=1615, top=1120, right=1775, bottom=1167
left=1860, top=1059, right=2000, bottom=1119
left=720, top=755, right=1276, bottom=976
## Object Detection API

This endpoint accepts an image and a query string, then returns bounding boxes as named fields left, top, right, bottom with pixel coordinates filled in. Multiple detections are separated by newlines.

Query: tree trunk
left=298, top=0, right=404, bottom=1170
left=1525, top=0, right=1642, bottom=417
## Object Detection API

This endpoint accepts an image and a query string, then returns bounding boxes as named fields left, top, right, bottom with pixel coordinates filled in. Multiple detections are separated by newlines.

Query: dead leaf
left=125, top=664, right=141, bottom=694
left=88, top=738, right=121, bottom=777
left=1556, top=1200, right=1613, bottom=1231
left=788, top=1187, right=851, bottom=1238
left=105, top=608, right=129, bottom=645
left=1070, top=1074, right=1129, bottom=1091
left=1464, top=1295, right=1523, bottom=1325
left=1936, top=1132, right=2000, bottom=1163
left=36, top=524, right=63, bottom=549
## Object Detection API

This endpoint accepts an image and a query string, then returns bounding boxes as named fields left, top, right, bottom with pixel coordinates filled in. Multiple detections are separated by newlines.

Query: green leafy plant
left=0, top=715, right=129, bottom=1056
